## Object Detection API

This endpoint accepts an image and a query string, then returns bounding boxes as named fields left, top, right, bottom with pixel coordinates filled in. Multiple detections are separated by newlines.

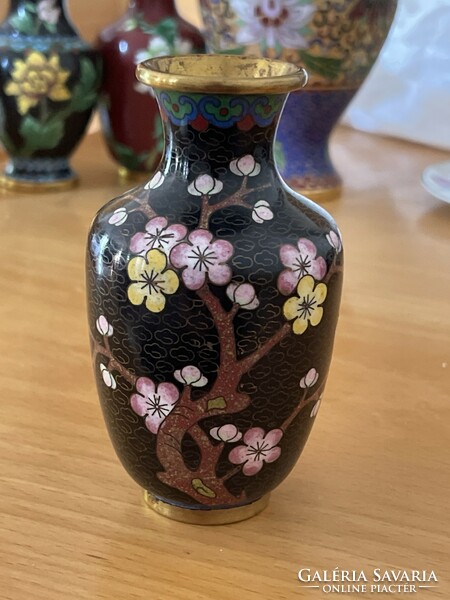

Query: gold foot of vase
left=144, top=491, right=270, bottom=525
left=294, top=184, right=342, bottom=203
left=0, top=172, right=78, bottom=193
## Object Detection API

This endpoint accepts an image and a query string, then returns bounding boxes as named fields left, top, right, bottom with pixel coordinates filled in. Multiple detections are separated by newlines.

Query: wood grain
left=0, top=127, right=449, bottom=599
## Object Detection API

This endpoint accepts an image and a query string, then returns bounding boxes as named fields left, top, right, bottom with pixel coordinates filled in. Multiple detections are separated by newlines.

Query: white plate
left=421, top=160, right=450, bottom=204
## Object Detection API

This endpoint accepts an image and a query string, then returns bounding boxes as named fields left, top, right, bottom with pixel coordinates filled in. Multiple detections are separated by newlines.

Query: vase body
left=86, top=56, right=343, bottom=524
left=97, top=0, right=204, bottom=179
left=199, top=0, right=397, bottom=200
left=0, top=0, right=101, bottom=190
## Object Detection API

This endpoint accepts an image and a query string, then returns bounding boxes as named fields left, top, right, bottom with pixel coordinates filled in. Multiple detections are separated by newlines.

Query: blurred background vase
left=199, top=0, right=398, bottom=201
left=0, top=0, right=101, bottom=191
left=98, top=0, right=204, bottom=181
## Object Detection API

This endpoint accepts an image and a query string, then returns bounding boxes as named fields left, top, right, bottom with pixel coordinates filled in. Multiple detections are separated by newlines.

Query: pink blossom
left=188, top=174, right=223, bottom=196
left=130, top=377, right=179, bottom=434
left=326, top=229, right=342, bottom=253
left=310, top=397, right=322, bottom=418
left=96, top=315, right=113, bottom=337
left=278, top=238, right=327, bottom=295
left=100, top=364, right=116, bottom=389
left=226, top=282, right=259, bottom=310
left=37, top=0, right=61, bottom=25
left=210, top=424, right=242, bottom=443
left=130, top=216, right=187, bottom=256
left=174, top=365, right=208, bottom=387
left=170, top=229, right=233, bottom=290
left=252, top=200, right=274, bottom=224
left=108, top=207, right=128, bottom=226
left=299, top=368, right=318, bottom=389
left=144, top=171, right=165, bottom=190
left=229, top=427, right=283, bottom=476
left=230, top=154, right=261, bottom=177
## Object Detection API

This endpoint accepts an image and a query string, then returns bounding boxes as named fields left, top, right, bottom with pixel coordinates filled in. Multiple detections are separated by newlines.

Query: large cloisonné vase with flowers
left=97, top=0, right=204, bottom=180
left=199, top=0, right=397, bottom=201
left=0, top=0, right=101, bottom=190
left=86, top=56, right=343, bottom=524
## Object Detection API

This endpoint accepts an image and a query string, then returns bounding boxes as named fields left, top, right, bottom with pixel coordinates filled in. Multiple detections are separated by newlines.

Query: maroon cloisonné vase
left=97, top=0, right=204, bottom=180
left=86, top=56, right=344, bottom=524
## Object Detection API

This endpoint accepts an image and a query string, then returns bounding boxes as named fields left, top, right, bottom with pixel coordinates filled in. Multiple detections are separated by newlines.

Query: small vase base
left=118, top=167, right=151, bottom=183
left=0, top=172, right=78, bottom=193
left=143, top=491, right=270, bottom=525
left=293, top=184, right=342, bottom=202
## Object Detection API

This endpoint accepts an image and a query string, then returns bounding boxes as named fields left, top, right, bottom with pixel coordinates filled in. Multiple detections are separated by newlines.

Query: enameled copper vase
left=199, top=0, right=397, bottom=201
left=0, top=0, right=101, bottom=191
left=86, top=56, right=344, bottom=524
left=97, top=0, right=204, bottom=181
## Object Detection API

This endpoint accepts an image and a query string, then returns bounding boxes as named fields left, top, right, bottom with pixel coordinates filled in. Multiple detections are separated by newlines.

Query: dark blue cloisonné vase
left=199, top=0, right=398, bottom=201
left=0, top=0, right=101, bottom=190
left=86, top=56, right=344, bottom=524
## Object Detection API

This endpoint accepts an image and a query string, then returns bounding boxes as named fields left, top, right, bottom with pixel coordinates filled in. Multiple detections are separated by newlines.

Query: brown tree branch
left=90, top=333, right=137, bottom=386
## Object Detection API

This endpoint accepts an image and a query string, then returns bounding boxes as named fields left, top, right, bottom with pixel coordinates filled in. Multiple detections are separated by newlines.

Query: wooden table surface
left=0, top=128, right=449, bottom=599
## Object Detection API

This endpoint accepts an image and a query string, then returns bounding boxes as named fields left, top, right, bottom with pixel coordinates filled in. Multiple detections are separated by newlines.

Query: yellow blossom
left=127, top=249, right=179, bottom=313
left=283, top=275, right=327, bottom=335
left=4, top=51, right=71, bottom=115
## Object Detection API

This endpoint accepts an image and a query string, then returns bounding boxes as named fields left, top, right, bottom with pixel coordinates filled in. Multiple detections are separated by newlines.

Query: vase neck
left=155, top=90, right=286, bottom=179
left=129, top=0, right=178, bottom=20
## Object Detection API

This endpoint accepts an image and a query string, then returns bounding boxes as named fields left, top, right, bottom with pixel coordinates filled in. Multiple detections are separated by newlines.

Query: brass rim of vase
left=136, top=54, right=308, bottom=94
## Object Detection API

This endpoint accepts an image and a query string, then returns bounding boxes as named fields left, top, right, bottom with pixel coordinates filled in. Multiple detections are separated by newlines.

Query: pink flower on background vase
left=229, top=427, right=283, bottom=475
left=130, top=377, right=179, bottom=434
left=230, top=0, right=315, bottom=53
left=278, top=238, right=327, bottom=295
left=37, top=0, right=61, bottom=25
left=130, top=217, right=187, bottom=257
left=170, top=229, right=233, bottom=290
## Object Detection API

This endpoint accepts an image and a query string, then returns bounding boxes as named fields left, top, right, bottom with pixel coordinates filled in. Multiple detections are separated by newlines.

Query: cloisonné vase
left=199, top=0, right=397, bottom=201
left=86, top=56, right=344, bottom=524
left=0, top=0, right=101, bottom=191
left=97, top=0, right=204, bottom=180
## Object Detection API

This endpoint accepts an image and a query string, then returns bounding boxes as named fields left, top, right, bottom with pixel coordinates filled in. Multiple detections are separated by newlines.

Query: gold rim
left=292, top=184, right=342, bottom=202
left=144, top=491, right=270, bottom=525
left=136, top=55, right=308, bottom=94
left=0, top=172, right=78, bottom=193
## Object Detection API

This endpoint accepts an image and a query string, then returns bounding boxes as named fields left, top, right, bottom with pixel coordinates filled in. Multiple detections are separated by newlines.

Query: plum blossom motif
left=100, top=364, right=116, bottom=389
left=283, top=275, right=327, bottom=335
left=252, top=200, right=274, bottom=224
left=278, top=238, right=327, bottom=295
left=96, top=315, right=113, bottom=337
left=130, top=217, right=187, bottom=257
left=229, top=427, right=283, bottom=476
left=187, top=174, right=223, bottom=196
left=210, top=424, right=242, bottom=443
left=174, top=366, right=208, bottom=388
left=127, top=249, right=179, bottom=313
left=230, top=154, right=261, bottom=177
left=37, top=0, right=61, bottom=25
left=310, top=397, right=322, bottom=418
left=130, top=377, right=179, bottom=434
left=144, top=171, right=165, bottom=190
left=230, top=0, right=316, bottom=54
left=170, top=229, right=233, bottom=290
left=108, top=207, right=128, bottom=226
left=226, top=282, right=259, bottom=310
left=299, top=367, right=318, bottom=389
left=326, top=229, right=343, bottom=254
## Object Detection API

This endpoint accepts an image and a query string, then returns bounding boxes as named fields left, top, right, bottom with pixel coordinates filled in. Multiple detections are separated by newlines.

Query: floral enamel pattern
left=89, top=147, right=343, bottom=507
left=200, top=0, right=397, bottom=87
left=8, top=0, right=61, bottom=34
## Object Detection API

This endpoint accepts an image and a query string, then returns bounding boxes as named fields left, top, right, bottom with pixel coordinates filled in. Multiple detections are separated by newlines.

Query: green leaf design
left=9, top=12, right=35, bottom=34
left=20, top=115, right=64, bottom=153
left=44, top=22, right=57, bottom=34
left=299, top=51, right=343, bottom=81
left=69, top=58, right=100, bottom=113
left=207, top=397, right=227, bottom=411
left=111, top=140, right=150, bottom=171
left=274, top=141, right=286, bottom=173
left=24, top=2, right=38, bottom=12
left=191, top=479, right=216, bottom=499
